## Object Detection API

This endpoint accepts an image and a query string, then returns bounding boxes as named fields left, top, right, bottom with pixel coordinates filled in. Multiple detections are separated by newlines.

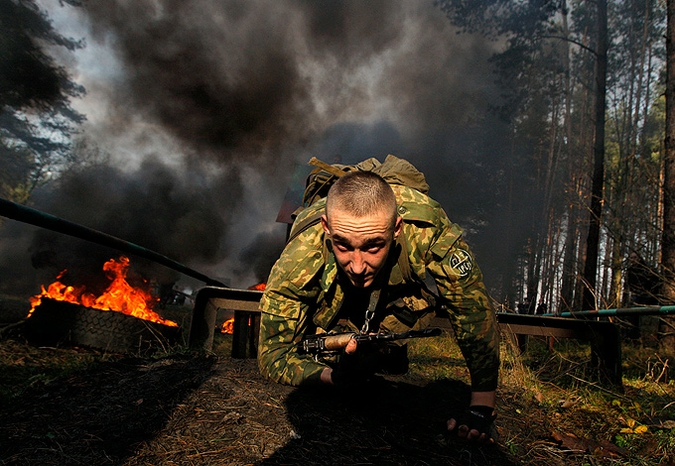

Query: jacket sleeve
left=257, top=221, right=329, bottom=386
left=424, top=216, right=501, bottom=392
left=257, top=293, right=327, bottom=386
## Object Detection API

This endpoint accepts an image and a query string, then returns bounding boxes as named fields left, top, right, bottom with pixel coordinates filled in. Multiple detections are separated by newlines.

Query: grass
left=408, top=330, right=675, bottom=465
left=0, top=338, right=113, bottom=403
left=1, top=322, right=674, bottom=465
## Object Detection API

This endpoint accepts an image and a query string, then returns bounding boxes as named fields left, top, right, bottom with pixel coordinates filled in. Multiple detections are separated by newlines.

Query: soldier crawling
left=258, top=165, right=500, bottom=443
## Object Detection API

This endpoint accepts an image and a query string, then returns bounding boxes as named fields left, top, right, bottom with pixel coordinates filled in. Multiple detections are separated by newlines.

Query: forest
left=4, top=0, right=673, bottom=343
left=2, top=1, right=675, bottom=465
left=436, top=1, right=663, bottom=310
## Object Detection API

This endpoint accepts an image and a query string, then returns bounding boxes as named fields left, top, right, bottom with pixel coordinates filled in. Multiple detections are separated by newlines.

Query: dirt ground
left=0, top=340, right=534, bottom=466
left=3, top=293, right=669, bottom=466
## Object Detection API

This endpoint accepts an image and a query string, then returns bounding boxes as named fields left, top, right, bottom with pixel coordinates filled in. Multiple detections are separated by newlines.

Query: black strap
left=396, top=234, right=412, bottom=283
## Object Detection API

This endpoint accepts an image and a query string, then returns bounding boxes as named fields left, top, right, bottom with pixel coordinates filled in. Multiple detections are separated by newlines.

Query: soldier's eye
left=334, top=242, right=351, bottom=252
left=362, top=240, right=386, bottom=253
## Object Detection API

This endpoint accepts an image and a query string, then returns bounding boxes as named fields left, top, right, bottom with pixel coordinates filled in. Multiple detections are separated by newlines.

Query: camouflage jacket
left=258, top=185, right=500, bottom=391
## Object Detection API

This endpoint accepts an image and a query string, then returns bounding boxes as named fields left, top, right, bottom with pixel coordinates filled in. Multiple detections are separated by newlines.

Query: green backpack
left=300, top=154, right=430, bottom=208
left=288, top=154, right=430, bottom=242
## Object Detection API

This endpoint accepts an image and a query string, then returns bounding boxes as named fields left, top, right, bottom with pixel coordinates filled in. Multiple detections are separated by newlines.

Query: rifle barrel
left=0, top=197, right=225, bottom=287
left=301, top=327, right=443, bottom=354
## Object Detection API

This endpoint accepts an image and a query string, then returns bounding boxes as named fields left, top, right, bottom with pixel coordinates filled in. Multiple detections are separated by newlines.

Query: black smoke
left=0, top=157, right=236, bottom=294
left=1, top=0, right=536, bottom=299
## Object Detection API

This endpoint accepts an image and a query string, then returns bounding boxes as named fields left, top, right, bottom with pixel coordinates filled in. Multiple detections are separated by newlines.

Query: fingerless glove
left=458, top=405, right=497, bottom=439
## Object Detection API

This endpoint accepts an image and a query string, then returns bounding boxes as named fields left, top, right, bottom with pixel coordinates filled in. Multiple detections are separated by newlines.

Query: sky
left=3, top=0, right=523, bottom=297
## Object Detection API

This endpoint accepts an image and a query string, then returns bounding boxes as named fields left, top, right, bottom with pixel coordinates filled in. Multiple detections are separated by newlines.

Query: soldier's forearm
left=320, top=367, right=333, bottom=385
left=470, top=390, right=496, bottom=409
left=259, top=351, right=327, bottom=385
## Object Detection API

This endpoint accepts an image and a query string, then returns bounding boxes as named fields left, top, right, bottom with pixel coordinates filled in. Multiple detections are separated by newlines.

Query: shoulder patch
left=449, top=249, right=473, bottom=278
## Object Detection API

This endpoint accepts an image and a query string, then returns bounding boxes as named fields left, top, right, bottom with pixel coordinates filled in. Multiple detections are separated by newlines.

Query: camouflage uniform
left=258, top=184, right=500, bottom=391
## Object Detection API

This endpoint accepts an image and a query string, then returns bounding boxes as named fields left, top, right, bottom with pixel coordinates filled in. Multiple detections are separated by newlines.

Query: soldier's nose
left=351, top=251, right=366, bottom=274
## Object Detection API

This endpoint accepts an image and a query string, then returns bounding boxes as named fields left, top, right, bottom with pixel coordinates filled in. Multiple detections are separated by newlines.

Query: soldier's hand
left=321, top=338, right=360, bottom=385
left=344, top=337, right=358, bottom=354
left=330, top=345, right=384, bottom=388
left=447, top=405, right=497, bottom=444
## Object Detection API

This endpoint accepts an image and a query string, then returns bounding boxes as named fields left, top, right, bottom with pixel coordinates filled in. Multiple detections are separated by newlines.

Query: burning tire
left=25, top=298, right=181, bottom=354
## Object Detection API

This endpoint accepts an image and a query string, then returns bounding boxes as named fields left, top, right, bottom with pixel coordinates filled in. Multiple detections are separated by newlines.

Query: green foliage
left=0, top=0, right=86, bottom=198
left=435, top=0, right=558, bottom=38
left=0, top=0, right=85, bottom=107
left=435, top=0, right=667, bottom=314
left=0, top=143, right=33, bottom=201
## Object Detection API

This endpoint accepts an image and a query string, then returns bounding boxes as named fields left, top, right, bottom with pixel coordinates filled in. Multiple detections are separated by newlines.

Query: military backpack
left=288, top=154, right=430, bottom=243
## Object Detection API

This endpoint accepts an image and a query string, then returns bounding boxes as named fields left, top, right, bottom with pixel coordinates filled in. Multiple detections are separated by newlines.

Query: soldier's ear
left=321, top=215, right=331, bottom=235
left=393, top=216, right=403, bottom=239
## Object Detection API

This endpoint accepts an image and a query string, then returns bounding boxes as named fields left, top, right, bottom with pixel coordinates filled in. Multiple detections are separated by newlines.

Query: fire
left=29, top=256, right=178, bottom=327
left=219, top=283, right=265, bottom=334
left=220, top=318, right=234, bottom=334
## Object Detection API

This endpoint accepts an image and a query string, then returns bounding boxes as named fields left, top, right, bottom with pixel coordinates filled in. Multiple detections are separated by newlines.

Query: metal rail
left=0, top=197, right=225, bottom=287
left=496, top=313, right=622, bottom=388
left=544, top=305, right=675, bottom=318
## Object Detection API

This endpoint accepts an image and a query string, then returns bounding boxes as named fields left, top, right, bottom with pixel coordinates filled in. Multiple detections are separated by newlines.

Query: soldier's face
left=321, top=208, right=402, bottom=288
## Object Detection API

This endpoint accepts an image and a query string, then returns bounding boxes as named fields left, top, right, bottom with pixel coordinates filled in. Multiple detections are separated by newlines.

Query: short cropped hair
left=325, top=171, right=398, bottom=226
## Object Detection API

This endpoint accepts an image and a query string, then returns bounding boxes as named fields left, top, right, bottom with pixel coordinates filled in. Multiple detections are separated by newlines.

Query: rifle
left=300, top=327, right=442, bottom=355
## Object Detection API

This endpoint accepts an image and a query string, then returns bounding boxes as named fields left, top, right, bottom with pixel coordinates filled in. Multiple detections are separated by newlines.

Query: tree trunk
left=660, top=0, right=675, bottom=348
left=559, top=211, right=578, bottom=314
left=582, top=0, right=609, bottom=311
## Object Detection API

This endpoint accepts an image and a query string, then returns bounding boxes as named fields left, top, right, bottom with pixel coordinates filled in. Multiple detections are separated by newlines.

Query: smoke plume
left=1, top=0, right=534, bottom=299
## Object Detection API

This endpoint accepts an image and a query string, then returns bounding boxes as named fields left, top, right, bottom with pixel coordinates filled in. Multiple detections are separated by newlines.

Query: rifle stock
left=300, top=327, right=442, bottom=354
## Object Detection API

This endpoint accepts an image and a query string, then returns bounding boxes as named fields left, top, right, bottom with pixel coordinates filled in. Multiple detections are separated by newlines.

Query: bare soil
left=0, top=338, right=530, bottom=466
left=2, top=302, right=669, bottom=466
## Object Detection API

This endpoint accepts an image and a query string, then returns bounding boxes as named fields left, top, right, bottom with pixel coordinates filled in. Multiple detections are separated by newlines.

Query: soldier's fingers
left=345, top=338, right=358, bottom=354
left=467, top=429, right=482, bottom=441
left=448, top=420, right=494, bottom=443
left=457, top=424, right=469, bottom=438
left=468, top=430, right=494, bottom=444
left=446, top=418, right=457, bottom=431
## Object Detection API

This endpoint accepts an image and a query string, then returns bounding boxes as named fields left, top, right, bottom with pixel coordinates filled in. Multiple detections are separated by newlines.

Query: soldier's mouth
left=347, top=274, right=372, bottom=288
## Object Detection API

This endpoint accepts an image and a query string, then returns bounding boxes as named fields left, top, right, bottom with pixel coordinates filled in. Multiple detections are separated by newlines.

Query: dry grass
left=409, top=331, right=675, bottom=465
left=0, top=320, right=674, bottom=465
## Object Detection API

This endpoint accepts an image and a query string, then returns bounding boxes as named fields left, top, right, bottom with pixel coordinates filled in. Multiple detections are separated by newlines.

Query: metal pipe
left=543, top=305, right=675, bottom=318
left=0, top=197, right=225, bottom=287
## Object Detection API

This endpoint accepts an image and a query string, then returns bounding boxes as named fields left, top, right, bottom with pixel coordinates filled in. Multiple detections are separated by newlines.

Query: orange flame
left=220, top=318, right=235, bottom=334
left=218, top=283, right=264, bottom=334
left=29, top=256, right=178, bottom=327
